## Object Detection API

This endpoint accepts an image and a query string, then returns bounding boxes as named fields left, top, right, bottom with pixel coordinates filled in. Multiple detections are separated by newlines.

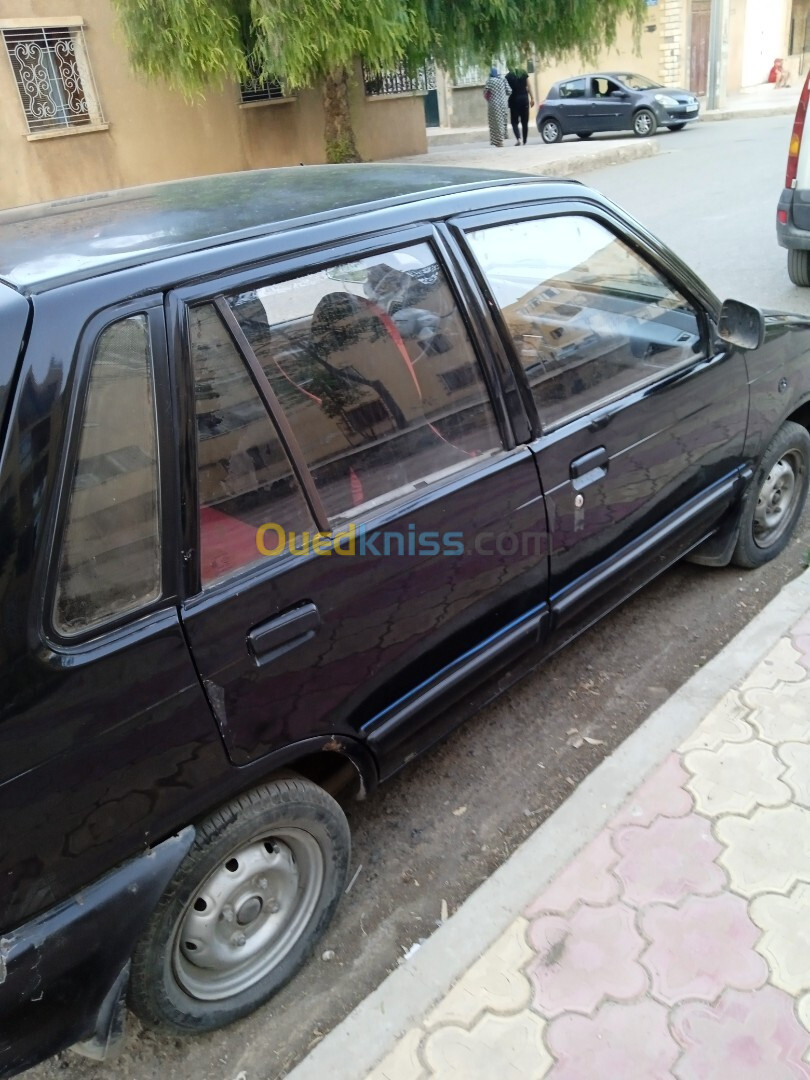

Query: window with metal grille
left=239, top=61, right=288, bottom=104
left=362, top=59, right=435, bottom=97
left=2, top=24, right=104, bottom=134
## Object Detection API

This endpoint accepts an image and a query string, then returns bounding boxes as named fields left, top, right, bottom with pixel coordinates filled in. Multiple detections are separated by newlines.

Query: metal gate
left=423, top=88, right=440, bottom=127
left=690, top=0, right=711, bottom=95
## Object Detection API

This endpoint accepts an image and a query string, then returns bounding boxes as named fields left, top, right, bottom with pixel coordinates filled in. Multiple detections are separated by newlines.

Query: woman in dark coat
left=505, top=65, right=534, bottom=145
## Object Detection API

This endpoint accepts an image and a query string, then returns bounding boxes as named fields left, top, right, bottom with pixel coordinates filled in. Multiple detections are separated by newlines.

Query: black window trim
left=448, top=198, right=719, bottom=439
left=169, top=224, right=519, bottom=599
left=43, top=296, right=176, bottom=651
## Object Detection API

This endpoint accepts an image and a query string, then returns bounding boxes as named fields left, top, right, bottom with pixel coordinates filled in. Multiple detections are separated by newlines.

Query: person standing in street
left=483, top=66, right=509, bottom=147
left=505, top=64, right=534, bottom=145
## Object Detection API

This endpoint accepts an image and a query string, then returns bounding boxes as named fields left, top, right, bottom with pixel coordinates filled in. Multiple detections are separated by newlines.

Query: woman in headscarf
left=483, top=66, right=509, bottom=147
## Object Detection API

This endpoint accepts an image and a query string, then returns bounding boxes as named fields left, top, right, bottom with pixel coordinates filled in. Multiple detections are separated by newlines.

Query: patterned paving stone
left=527, top=902, right=647, bottom=1017
left=611, top=753, right=693, bottom=829
left=613, top=813, right=726, bottom=907
left=683, top=739, right=790, bottom=816
left=750, top=883, right=810, bottom=996
left=422, top=1011, right=551, bottom=1079
left=545, top=999, right=679, bottom=1079
left=743, top=683, right=810, bottom=745
left=525, top=831, right=619, bottom=917
left=738, top=637, right=807, bottom=690
left=426, top=919, right=533, bottom=1028
left=798, top=993, right=810, bottom=1041
left=367, top=1029, right=427, bottom=1080
left=640, top=893, right=768, bottom=1005
left=778, top=743, right=810, bottom=807
left=678, top=690, right=754, bottom=753
left=790, top=613, right=810, bottom=672
left=672, top=985, right=810, bottom=1079
left=716, top=804, right=810, bottom=897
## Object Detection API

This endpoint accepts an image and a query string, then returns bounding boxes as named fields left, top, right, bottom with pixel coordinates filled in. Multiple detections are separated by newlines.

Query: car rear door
left=174, top=227, right=549, bottom=779
left=556, top=78, right=589, bottom=133
left=456, top=201, right=750, bottom=645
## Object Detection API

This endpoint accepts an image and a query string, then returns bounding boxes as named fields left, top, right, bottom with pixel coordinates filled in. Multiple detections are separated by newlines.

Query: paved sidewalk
left=287, top=566, right=810, bottom=1080
left=388, top=83, right=801, bottom=179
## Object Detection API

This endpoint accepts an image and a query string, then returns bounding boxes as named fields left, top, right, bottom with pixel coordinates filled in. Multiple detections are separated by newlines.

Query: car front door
left=460, top=205, right=750, bottom=645
left=588, top=77, right=628, bottom=132
left=175, top=230, right=549, bottom=779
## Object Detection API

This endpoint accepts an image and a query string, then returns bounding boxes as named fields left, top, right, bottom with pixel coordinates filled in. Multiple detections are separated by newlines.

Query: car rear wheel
left=731, top=421, right=810, bottom=568
left=128, top=776, right=350, bottom=1033
left=540, top=118, right=563, bottom=144
left=577, top=132, right=593, bottom=140
left=667, top=122, right=687, bottom=131
left=787, top=248, right=810, bottom=286
left=633, top=109, right=658, bottom=137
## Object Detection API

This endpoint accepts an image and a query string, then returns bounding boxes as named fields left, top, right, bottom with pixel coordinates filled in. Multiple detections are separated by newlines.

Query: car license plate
left=686, top=105, right=698, bottom=112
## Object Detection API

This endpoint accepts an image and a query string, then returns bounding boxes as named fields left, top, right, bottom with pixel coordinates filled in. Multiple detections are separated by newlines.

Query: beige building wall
left=0, top=0, right=427, bottom=209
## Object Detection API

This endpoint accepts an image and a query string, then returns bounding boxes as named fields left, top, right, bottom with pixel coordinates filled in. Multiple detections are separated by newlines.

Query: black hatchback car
left=2, top=165, right=809, bottom=1077
left=537, top=72, right=700, bottom=143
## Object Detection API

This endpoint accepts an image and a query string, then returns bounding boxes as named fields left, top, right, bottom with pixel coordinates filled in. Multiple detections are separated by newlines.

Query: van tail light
left=786, top=71, right=810, bottom=188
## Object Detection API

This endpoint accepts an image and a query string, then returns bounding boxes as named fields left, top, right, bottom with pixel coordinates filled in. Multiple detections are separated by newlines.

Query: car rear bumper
left=777, top=187, right=810, bottom=248
left=0, top=827, right=193, bottom=1078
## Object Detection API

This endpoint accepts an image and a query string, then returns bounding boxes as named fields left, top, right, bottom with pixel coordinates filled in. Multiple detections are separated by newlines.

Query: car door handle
left=247, top=602, right=321, bottom=667
left=570, top=447, right=608, bottom=488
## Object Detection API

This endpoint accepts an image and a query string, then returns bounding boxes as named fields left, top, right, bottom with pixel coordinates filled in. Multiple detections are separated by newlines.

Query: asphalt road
left=25, top=114, right=810, bottom=1080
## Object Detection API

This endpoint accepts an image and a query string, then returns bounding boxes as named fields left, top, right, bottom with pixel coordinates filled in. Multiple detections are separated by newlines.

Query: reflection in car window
left=559, top=78, right=587, bottom=99
left=189, top=303, right=314, bottom=586
left=224, top=243, right=501, bottom=523
left=54, top=315, right=161, bottom=635
left=467, top=215, right=705, bottom=429
left=618, top=73, right=663, bottom=91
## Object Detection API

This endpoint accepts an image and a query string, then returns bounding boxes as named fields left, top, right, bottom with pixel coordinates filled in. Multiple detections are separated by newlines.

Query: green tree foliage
left=112, top=0, right=644, bottom=160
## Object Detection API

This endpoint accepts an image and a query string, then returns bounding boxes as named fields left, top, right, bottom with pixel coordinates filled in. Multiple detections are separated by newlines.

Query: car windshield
left=618, top=73, right=664, bottom=91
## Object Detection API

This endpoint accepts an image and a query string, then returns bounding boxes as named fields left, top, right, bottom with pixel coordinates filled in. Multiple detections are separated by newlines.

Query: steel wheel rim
left=635, top=113, right=652, bottom=135
left=753, top=450, right=804, bottom=549
left=543, top=122, right=559, bottom=142
left=172, top=828, right=324, bottom=1001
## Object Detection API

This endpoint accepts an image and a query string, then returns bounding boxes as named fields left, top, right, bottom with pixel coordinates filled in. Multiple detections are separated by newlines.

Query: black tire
left=540, top=118, right=563, bottom=144
left=128, top=776, right=350, bottom=1033
left=731, top=421, right=810, bottom=568
left=577, top=132, right=594, bottom=140
left=787, top=248, right=810, bottom=287
left=667, top=122, right=687, bottom=131
left=633, top=108, right=658, bottom=137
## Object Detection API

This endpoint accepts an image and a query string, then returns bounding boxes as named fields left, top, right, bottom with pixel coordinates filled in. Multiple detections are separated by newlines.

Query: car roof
left=0, top=164, right=535, bottom=294
left=557, top=72, right=646, bottom=82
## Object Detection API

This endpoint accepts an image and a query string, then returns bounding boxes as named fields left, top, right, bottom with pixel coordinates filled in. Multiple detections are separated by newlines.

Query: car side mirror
left=611, top=90, right=629, bottom=99
left=717, top=298, right=765, bottom=351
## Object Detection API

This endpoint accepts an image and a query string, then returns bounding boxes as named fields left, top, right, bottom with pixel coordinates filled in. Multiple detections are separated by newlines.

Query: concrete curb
left=702, top=102, right=798, bottom=122
left=285, top=565, right=810, bottom=1080
left=519, top=139, right=659, bottom=177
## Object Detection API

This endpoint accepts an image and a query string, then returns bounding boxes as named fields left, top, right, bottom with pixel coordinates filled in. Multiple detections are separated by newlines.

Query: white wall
left=741, top=0, right=789, bottom=86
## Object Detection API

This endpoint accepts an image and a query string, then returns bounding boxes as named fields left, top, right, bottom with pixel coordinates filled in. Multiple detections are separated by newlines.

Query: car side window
left=188, top=303, right=315, bottom=586
left=560, top=79, right=587, bottom=99
left=467, top=215, right=705, bottom=430
left=54, top=314, right=161, bottom=636
left=223, top=243, right=502, bottom=524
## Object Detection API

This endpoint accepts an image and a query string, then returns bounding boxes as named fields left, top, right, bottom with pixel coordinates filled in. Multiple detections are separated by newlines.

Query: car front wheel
left=787, top=248, right=810, bottom=286
left=731, top=421, right=810, bottom=568
left=540, top=118, right=563, bottom=143
left=667, top=122, right=687, bottom=131
left=633, top=109, right=658, bottom=137
left=128, top=776, right=351, bottom=1033
left=577, top=132, right=593, bottom=139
